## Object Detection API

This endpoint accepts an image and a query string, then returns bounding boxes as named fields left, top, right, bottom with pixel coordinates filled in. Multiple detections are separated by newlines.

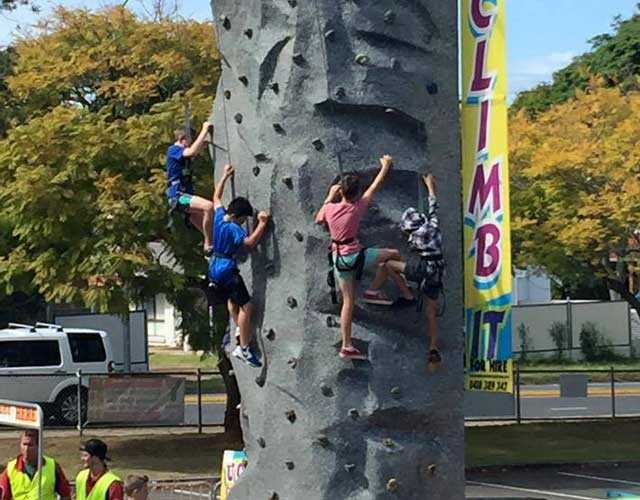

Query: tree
left=512, top=7, right=640, bottom=115
left=0, top=5, right=219, bottom=321
left=510, top=87, right=640, bottom=314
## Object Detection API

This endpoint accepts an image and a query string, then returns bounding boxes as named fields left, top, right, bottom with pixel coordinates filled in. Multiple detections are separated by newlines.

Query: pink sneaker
left=339, top=346, right=367, bottom=360
left=363, top=289, right=393, bottom=306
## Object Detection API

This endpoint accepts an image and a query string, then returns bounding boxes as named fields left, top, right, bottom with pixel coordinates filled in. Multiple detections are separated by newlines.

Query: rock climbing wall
left=209, top=1, right=463, bottom=498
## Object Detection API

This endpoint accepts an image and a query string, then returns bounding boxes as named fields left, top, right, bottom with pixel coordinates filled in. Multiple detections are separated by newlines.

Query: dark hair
left=174, top=126, right=196, bottom=142
left=340, top=173, right=361, bottom=202
left=228, top=197, right=254, bottom=217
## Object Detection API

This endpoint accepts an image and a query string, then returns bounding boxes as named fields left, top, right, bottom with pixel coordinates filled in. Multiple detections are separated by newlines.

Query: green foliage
left=0, top=6, right=222, bottom=351
left=512, top=8, right=640, bottom=115
left=579, top=322, right=615, bottom=362
left=517, top=323, right=531, bottom=361
left=548, top=321, right=570, bottom=361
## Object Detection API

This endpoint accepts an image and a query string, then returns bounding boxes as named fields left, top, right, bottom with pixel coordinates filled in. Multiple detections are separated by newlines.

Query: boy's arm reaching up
left=244, top=211, right=270, bottom=248
left=362, top=154, right=393, bottom=202
left=315, top=184, right=341, bottom=224
left=213, top=164, right=234, bottom=209
left=183, top=121, right=211, bottom=157
left=422, top=174, right=439, bottom=227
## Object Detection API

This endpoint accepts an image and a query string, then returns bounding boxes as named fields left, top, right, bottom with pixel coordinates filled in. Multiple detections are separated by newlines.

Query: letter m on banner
left=461, top=0, right=513, bottom=393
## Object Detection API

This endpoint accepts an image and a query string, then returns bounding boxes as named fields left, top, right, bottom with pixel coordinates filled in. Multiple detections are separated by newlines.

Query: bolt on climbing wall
left=209, top=0, right=464, bottom=498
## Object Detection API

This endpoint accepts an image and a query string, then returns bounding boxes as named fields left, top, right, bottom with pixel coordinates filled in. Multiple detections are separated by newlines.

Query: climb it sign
left=461, top=0, right=513, bottom=393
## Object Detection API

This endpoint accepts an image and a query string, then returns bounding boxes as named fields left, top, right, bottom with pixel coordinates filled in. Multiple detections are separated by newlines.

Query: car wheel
left=54, top=387, right=87, bottom=426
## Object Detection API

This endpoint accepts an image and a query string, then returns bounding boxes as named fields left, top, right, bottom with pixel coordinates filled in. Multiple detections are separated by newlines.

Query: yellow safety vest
left=7, top=455, right=57, bottom=500
left=75, top=469, right=120, bottom=500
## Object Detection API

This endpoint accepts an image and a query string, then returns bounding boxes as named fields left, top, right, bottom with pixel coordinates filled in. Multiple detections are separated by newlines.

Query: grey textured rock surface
left=209, top=1, right=463, bottom=498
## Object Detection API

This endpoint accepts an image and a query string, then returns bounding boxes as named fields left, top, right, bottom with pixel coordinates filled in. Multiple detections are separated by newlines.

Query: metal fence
left=149, top=478, right=220, bottom=500
left=3, top=366, right=640, bottom=432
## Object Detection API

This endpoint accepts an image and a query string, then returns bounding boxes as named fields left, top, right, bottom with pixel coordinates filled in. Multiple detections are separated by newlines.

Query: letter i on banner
left=461, top=0, right=513, bottom=393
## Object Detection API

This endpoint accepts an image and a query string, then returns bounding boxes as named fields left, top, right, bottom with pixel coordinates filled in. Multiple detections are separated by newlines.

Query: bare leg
left=237, top=302, right=253, bottom=348
left=426, top=298, right=439, bottom=350
left=369, top=264, right=388, bottom=290
left=227, top=300, right=239, bottom=326
left=189, top=195, right=215, bottom=248
left=383, top=258, right=414, bottom=300
left=338, top=278, right=356, bottom=349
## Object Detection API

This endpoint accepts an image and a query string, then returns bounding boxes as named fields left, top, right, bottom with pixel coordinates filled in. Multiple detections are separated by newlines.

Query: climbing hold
left=355, top=54, right=369, bottom=65
left=320, top=383, right=333, bottom=397
left=270, top=82, right=280, bottom=94
left=287, top=296, right=298, bottom=308
left=265, top=328, right=276, bottom=341
left=391, top=58, right=401, bottom=70
left=269, top=493, right=279, bottom=500
left=273, top=123, right=285, bottom=134
left=348, top=130, right=358, bottom=143
left=385, top=108, right=395, bottom=114
left=253, top=166, right=261, bottom=177
left=282, top=177, right=293, bottom=189
left=257, top=437, right=266, bottom=448
left=219, top=15, right=231, bottom=30
left=287, top=0, right=297, bottom=6
left=344, top=464, right=356, bottom=473
left=348, top=408, right=359, bottom=419
left=244, top=28, right=253, bottom=38
left=287, top=358, right=298, bottom=369
left=255, top=375, right=265, bottom=387
left=238, top=75, right=249, bottom=86
left=285, top=410, right=296, bottom=423
left=326, top=316, right=338, bottom=328
left=335, top=87, right=346, bottom=99
left=314, top=436, right=330, bottom=448
left=234, top=113, right=243, bottom=124
left=312, top=138, right=324, bottom=150
left=285, top=461, right=295, bottom=470
left=390, top=386, right=402, bottom=397
left=292, top=53, right=305, bottom=65
left=383, top=10, right=396, bottom=24
left=386, top=478, right=399, bottom=492
left=224, top=90, right=231, bottom=100
left=426, top=464, right=437, bottom=476
left=324, top=29, right=335, bottom=40
left=427, top=82, right=439, bottom=95
left=293, top=231, right=304, bottom=242
left=383, top=438, right=395, bottom=448
left=255, top=153, right=269, bottom=162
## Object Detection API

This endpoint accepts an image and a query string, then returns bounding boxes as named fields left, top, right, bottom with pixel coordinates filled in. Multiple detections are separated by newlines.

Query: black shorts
left=404, top=253, right=443, bottom=302
left=212, top=272, right=251, bottom=307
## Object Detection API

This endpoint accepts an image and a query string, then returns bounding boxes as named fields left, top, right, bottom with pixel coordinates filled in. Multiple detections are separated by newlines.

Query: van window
left=67, top=333, right=106, bottom=363
left=0, top=340, right=62, bottom=367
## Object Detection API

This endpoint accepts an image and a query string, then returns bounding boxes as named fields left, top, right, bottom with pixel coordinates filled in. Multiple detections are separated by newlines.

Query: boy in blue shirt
left=166, top=121, right=215, bottom=256
left=209, top=164, right=270, bottom=367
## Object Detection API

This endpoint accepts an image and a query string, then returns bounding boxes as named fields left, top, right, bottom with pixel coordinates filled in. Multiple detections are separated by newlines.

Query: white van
left=0, top=322, right=114, bottom=425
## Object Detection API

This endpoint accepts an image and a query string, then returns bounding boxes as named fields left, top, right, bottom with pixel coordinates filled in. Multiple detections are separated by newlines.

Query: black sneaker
left=204, top=246, right=214, bottom=259
left=394, top=297, right=417, bottom=308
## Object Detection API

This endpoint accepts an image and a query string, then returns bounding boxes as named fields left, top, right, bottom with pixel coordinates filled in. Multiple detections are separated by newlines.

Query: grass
left=466, top=419, right=640, bottom=467
left=518, top=359, right=640, bottom=384
left=149, top=351, right=219, bottom=371
left=2, top=421, right=638, bottom=479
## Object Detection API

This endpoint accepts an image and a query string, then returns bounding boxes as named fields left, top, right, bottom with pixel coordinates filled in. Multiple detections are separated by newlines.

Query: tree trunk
left=210, top=1, right=463, bottom=498
left=606, top=276, right=640, bottom=316
left=217, top=343, right=243, bottom=441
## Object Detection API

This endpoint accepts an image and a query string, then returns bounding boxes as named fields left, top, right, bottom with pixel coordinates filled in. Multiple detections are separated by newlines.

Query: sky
left=1, top=0, right=639, bottom=100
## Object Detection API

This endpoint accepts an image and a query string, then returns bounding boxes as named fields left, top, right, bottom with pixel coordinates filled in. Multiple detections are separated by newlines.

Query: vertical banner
left=461, top=0, right=513, bottom=392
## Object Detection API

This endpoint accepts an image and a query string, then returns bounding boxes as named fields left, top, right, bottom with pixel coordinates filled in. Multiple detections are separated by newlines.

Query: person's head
left=227, top=197, right=253, bottom=224
left=400, top=208, right=426, bottom=235
left=80, top=439, right=110, bottom=469
left=124, top=475, right=149, bottom=500
left=340, top=173, right=361, bottom=202
left=19, top=430, right=39, bottom=465
left=174, top=127, right=196, bottom=147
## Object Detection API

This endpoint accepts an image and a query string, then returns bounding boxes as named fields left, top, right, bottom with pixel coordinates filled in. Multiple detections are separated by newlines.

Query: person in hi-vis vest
left=0, top=430, right=71, bottom=500
left=75, top=440, right=123, bottom=500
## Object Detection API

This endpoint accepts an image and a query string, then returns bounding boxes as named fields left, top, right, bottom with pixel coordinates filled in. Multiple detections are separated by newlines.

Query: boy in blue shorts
left=209, top=164, right=270, bottom=367
left=166, top=122, right=215, bottom=255
left=315, top=154, right=415, bottom=360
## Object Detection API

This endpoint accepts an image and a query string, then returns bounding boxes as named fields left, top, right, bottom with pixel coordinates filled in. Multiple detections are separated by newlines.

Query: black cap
left=80, top=439, right=111, bottom=461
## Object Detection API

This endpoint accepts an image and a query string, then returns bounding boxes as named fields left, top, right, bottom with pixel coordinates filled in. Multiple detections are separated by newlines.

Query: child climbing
left=166, top=121, right=216, bottom=256
left=385, top=173, right=445, bottom=371
left=209, top=164, right=270, bottom=368
left=315, top=154, right=415, bottom=360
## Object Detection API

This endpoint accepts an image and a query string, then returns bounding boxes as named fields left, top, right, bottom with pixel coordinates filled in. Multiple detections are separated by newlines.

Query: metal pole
left=197, top=369, right=203, bottom=434
left=123, top=313, right=132, bottom=373
left=610, top=366, right=616, bottom=419
left=76, top=370, right=83, bottom=436
left=515, top=363, right=521, bottom=424
left=37, top=406, right=43, bottom=500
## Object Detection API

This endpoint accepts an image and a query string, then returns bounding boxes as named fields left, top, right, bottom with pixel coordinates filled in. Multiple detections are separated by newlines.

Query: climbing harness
left=327, top=238, right=367, bottom=304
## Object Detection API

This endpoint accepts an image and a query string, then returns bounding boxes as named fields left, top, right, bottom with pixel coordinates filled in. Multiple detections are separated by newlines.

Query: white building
left=513, top=267, right=552, bottom=305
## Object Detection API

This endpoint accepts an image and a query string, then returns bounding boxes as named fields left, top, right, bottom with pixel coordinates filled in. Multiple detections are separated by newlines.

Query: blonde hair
left=124, top=475, right=148, bottom=496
